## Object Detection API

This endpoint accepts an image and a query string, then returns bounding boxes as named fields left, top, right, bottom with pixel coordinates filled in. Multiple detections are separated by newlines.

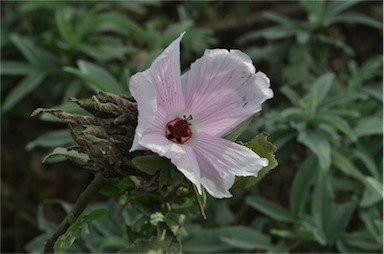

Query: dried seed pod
left=31, top=94, right=146, bottom=179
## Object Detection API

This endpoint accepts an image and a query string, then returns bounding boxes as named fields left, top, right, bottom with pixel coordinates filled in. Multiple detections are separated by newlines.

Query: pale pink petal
left=139, top=133, right=201, bottom=193
left=190, top=133, right=268, bottom=198
left=194, top=152, right=235, bottom=198
left=129, top=33, right=186, bottom=151
left=129, top=72, right=157, bottom=151
left=182, top=49, right=273, bottom=137
left=146, top=33, right=186, bottom=114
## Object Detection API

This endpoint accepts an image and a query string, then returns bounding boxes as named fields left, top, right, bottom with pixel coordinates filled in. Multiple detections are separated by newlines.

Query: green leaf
left=54, top=208, right=107, bottom=253
left=2, top=72, right=46, bottom=112
left=217, top=226, right=271, bottom=250
left=246, top=196, right=294, bottom=223
left=26, top=129, right=73, bottom=150
left=132, top=155, right=172, bottom=176
left=82, top=208, right=108, bottom=222
left=289, top=155, right=318, bottom=216
left=77, top=60, right=125, bottom=94
left=0, top=61, right=35, bottom=75
left=214, top=202, right=235, bottom=226
left=183, top=226, right=270, bottom=252
left=331, top=150, right=366, bottom=183
left=298, top=129, right=331, bottom=170
left=119, top=228, right=179, bottom=254
left=232, top=132, right=278, bottom=189
left=354, top=148, right=379, bottom=179
left=360, top=176, right=383, bottom=207
left=359, top=208, right=383, bottom=246
left=10, top=34, right=44, bottom=67
left=280, top=85, right=301, bottom=106
left=182, top=229, right=231, bottom=253
left=161, top=20, right=193, bottom=47
left=325, top=198, right=357, bottom=244
left=299, top=216, right=327, bottom=245
left=64, top=60, right=125, bottom=94
left=325, top=0, right=362, bottom=18
left=54, top=220, right=81, bottom=253
left=164, top=213, right=186, bottom=236
left=25, top=234, right=48, bottom=254
left=330, top=13, right=382, bottom=29
left=365, top=176, right=383, bottom=197
left=55, top=8, right=77, bottom=46
left=98, top=13, right=151, bottom=46
left=43, top=147, right=90, bottom=165
left=306, top=72, right=335, bottom=117
left=338, top=231, right=382, bottom=253
left=311, top=172, right=333, bottom=245
left=354, top=116, right=383, bottom=137
left=314, top=113, right=357, bottom=141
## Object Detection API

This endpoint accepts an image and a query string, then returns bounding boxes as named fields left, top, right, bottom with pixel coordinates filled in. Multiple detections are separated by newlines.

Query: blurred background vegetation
left=1, top=0, right=382, bottom=253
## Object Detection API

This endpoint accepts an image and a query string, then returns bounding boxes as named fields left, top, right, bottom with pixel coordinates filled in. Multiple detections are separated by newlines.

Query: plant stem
left=43, top=174, right=108, bottom=253
left=191, top=182, right=207, bottom=220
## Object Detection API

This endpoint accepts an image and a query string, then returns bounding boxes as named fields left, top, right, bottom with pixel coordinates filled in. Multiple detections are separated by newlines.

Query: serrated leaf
left=132, top=155, right=172, bottom=175
left=232, top=132, right=277, bottom=189
left=43, top=147, right=90, bottom=164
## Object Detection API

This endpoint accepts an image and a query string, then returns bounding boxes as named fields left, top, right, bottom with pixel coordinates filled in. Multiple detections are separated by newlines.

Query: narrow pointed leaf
left=246, top=196, right=294, bottom=222
left=2, top=72, right=46, bottom=112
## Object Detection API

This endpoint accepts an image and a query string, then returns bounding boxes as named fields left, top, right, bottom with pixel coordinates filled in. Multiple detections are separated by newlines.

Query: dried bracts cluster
left=31, top=92, right=143, bottom=178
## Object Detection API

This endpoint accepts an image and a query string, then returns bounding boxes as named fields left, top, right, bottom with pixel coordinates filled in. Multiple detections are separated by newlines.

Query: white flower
left=129, top=33, right=273, bottom=198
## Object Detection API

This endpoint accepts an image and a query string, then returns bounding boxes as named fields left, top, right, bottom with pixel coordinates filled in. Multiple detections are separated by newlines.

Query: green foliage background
left=1, top=1, right=382, bottom=253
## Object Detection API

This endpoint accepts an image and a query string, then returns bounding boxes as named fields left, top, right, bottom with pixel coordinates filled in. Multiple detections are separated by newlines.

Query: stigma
left=165, top=115, right=193, bottom=144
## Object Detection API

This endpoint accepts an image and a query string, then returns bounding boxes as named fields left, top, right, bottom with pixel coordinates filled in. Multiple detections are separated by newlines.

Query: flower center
left=165, top=115, right=193, bottom=144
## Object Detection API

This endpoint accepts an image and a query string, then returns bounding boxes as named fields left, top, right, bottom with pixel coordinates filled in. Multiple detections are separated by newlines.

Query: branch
left=43, top=174, right=108, bottom=253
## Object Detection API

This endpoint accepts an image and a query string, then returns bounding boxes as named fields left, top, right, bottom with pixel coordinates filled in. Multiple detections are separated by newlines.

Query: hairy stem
left=43, top=174, right=108, bottom=253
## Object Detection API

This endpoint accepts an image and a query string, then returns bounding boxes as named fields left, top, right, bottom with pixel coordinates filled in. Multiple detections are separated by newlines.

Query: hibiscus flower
left=129, top=33, right=273, bottom=198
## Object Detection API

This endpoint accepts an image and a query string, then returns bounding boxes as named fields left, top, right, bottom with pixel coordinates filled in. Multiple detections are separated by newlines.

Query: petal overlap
left=182, top=49, right=273, bottom=137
